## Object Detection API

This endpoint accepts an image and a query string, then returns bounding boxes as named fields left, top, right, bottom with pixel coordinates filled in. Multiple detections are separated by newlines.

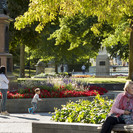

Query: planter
left=3, top=94, right=114, bottom=113
left=32, top=122, right=133, bottom=133
left=89, top=83, right=125, bottom=91
left=32, top=122, right=101, bottom=133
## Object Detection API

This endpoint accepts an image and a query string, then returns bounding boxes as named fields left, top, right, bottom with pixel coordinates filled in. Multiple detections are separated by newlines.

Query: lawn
left=13, top=68, right=36, bottom=77
left=12, top=67, right=128, bottom=84
left=17, top=77, right=128, bottom=84
left=73, top=77, right=128, bottom=84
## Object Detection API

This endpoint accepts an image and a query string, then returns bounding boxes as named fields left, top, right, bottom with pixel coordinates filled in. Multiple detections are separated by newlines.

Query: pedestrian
left=100, top=81, right=133, bottom=133
left=61, top=64, right=64, bottom=72
left=81, top=64, right=86, bottom=74
left=28, top=88, right=42, bottom=114
left=0, top=66, right=9, bottom=115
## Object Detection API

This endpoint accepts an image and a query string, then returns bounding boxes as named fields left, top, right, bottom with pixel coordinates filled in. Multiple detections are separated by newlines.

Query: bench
left=98, top=124, right=133, bottom=133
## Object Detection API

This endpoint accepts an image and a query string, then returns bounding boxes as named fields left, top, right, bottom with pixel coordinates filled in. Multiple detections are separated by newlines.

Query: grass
left=13, top=68, right=36, bottom=78
left=12, top=68, right=128, bottom=84
left=17, top=77, right=128, bottom=84
left=73, top=77, right=128, bottom=84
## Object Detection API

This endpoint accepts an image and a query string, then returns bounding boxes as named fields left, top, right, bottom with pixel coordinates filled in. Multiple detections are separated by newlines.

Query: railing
left=88, top=66, right=128, bottom=76
left=110, top=66, right=128, bottom=76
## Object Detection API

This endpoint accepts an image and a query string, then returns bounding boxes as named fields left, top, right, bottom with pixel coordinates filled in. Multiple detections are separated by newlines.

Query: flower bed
left=4, top=85, right=108, bottom=99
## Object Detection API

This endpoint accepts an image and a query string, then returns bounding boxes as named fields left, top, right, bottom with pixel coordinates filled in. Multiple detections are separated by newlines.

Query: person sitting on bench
left=100, top=81, right=133, bottom=133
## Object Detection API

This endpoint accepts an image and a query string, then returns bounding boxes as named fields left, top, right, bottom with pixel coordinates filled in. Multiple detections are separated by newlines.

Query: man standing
left=60, top=64, right=64, bottom=72
left=81, top=64, right=86, bottom=74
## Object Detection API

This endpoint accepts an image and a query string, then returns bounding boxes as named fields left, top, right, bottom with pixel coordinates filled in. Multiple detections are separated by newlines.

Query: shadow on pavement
left=37, top=113, right=53, bottom=116
left=9, top=115, right=39, bottom=121
left=0, top=115, right=10, bottom=119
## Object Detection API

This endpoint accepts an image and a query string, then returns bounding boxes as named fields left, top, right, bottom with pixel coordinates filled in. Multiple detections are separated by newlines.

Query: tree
left=104, top=21, right=129, bottom=61
left=14, top=0, right=133, bottom=79
left=30, top=13, right=105, bottom=73
left=8, top=0, right=41, bottom=77
left=106, top=42, right=129, bottom=61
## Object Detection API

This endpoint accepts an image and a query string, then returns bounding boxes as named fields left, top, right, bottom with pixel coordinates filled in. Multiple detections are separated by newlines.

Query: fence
left=88, top=66, right=128, bottom=76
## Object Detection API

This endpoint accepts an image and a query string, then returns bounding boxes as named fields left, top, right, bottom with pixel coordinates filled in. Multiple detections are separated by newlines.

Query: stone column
left=0, top=14, right=13, bottom=73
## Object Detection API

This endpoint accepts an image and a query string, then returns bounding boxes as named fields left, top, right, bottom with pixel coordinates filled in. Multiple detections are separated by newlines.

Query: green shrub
left=51, top=94, right=113, bottom=124
left=18, top=88, right=30, bottom=94
left=58, top=72, right=68, bottom=76
left=33, top=72, right=68, bottom=78
left=33, top=73, right=58, bottom=78
left=33, top=73, right=47, bottom=78
left=64, top=83, right=73, bottom=90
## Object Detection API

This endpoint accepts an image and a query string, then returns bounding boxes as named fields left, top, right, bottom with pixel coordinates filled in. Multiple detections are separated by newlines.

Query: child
left=28, top=88, right=42, bottom=114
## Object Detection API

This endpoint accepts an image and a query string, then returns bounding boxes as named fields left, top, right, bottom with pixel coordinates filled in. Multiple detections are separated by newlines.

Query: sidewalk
left=0, top=91, right=122, bottom=133
left=0, top=113, right=52, bottom=133
left=105, top=90, right=123, bottom=98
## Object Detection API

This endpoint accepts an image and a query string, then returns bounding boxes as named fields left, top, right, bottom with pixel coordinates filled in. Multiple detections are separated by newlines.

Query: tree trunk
left=129, top=22, right=133, bottom=80
left=20, top=44, right=25, bottom=78
left=55, top=62, right=58, bottom=74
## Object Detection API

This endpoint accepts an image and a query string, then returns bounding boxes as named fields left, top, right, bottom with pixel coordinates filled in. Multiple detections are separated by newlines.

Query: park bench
left=98, top=124, right=133, bottom=133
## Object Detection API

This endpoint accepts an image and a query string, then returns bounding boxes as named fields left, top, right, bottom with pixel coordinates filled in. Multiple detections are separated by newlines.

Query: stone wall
left=32, top=122, right=101, bottom=133
left=1, top=94, right=114, bottom=113
left=32, top=122, right=133, bottom=133
left=89, top=83, right=125, bottom=91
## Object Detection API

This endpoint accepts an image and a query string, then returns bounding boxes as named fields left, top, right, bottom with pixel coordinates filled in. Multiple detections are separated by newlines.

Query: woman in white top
left=0, top=66, right=9, bottom=115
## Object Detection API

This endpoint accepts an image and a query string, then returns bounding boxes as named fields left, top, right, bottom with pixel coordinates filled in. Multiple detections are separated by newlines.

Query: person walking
left=28, top=88, right=42, bottom=114
left=81, top=64, right=86, bottom=74
left=100, top=81, right=133, bottom=133
left=0, top=66, right=9, bottom=115
left=60, top=64, right=64, bottom=72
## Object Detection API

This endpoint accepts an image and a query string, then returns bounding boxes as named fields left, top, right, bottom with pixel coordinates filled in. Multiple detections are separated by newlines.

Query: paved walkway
left=0, top=91, right=123, bottom=133
left=105, top=90, right=123, bottom=98
left=0, top=113, right=52, bottom=133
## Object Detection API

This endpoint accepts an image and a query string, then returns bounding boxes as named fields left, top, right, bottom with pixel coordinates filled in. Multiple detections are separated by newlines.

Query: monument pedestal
left=0, top=14, right=13, bottom=74
left=0, top=53, right=13, bottom=73
left=96, top=47, right=110, bottom=76
left=96, top=54, right=110, bottom=76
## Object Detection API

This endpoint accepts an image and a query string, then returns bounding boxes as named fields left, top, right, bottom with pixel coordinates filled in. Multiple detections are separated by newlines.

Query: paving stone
left=0, top=113, right=52, bottom=133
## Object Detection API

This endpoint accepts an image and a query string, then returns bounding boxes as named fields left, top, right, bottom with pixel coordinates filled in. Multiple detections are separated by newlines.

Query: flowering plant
left=0, top=85, right=108, bottom=99
left=10, top=77, right=108, bottom=99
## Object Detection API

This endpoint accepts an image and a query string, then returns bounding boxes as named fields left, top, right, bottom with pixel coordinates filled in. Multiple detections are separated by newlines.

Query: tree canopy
left=14, top=0, right=133, bottom=78
left=30, top=14, right=103, bottom=65
left=14, top=0, right=133, bottom=32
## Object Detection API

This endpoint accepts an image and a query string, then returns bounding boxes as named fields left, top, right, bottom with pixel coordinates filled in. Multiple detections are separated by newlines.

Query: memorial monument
left=0, top=0, right=13, bottom=73
left=35, top=61, right=45, bottom=75
left=96, top=46, right=110, bottom=76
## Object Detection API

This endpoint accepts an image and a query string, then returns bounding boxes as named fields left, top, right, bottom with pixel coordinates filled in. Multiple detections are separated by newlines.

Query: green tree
left=106, top=42, right=129, bottom=61
left=103, top=21, right=129, bottom=61
left=8, top=0, right=41, bottom=77
left=30, top=14, right=105, bottom=73
left=14, top=0, right=133, bottom=79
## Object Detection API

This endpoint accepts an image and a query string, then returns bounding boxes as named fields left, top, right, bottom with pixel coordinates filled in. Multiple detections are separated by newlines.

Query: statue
left=0, top=0, right=8, bottom=15
left=35, top=61, right=45, bottom=75
left=98, top=46, right=108, bottom=55
left=0, top=0, right=9, bottom=52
